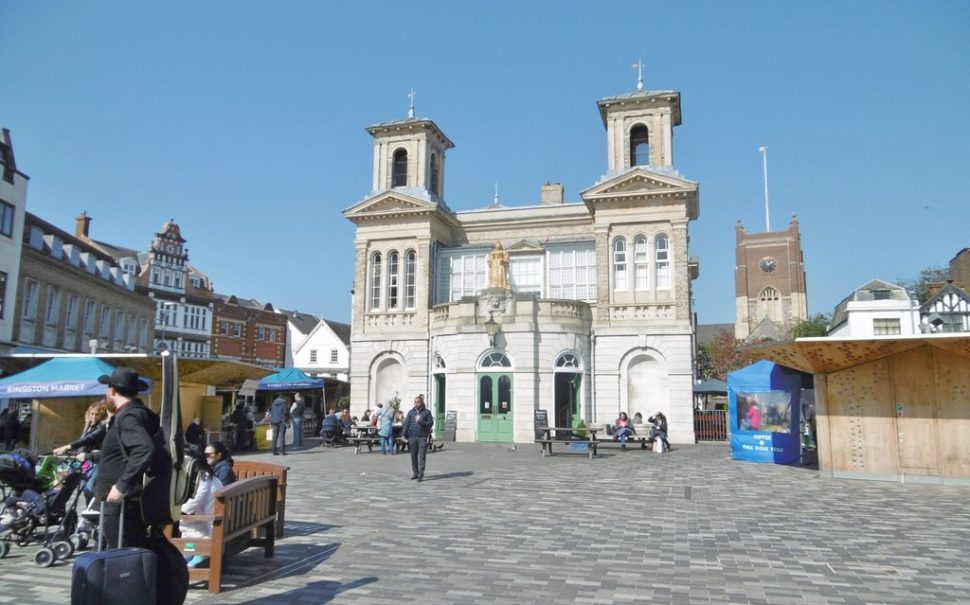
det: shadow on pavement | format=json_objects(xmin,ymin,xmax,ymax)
[
  {"xmin": 234, "ymin": 576, "xmax": 378, "ymax": 604},
  {"xmin": 206, "ymin": 542, "xmax": 342, "ymax": 597},
  {"xmin": 281, "ymin": 520, "xmax": 339, "ymax": 537},
  {"xmin": 423, "ymin": 471, "xmax": 473, "ymax": 481}
]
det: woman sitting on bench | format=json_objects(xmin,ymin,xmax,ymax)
[
  {"xmin": 647, "ymin": 412, "xmax": 670, "ymax": 451},
  {"xmin": 613, "ymin": 412, "xmax": 635, "ymax": 449},
  {"xmin": 181, "ymin": 450, "xmax": 225, "ymax": 568}
]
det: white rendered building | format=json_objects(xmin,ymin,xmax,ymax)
[
  {"xmin": 344, "ymin": 85, "xmax": 700, "ymax": 443},
  {"xmin": 827, "ymin": 279, "xmax": 920, "ymax": 337},
  {"xmin": 283, "ymin": 309, "xmax": 351, "ymax": 383}
]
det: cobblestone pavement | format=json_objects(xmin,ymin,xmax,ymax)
[{"xmin": 2, "ymin": 441, "xmax": 969, "ymax": 604}]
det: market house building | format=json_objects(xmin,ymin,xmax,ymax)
[{"xmin": 344, "ymin": 84, "xmax": 700, "ymax": 443}]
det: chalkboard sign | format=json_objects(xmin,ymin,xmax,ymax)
[
  {"xmin": 444, "ymin": 410, "xmax": 458, "ymax": 442},
  {"xmin": 534, "ymin": 409, "xmax": 549, "ymax": 439}
]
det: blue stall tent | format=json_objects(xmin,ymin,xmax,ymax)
[
  {"xmin": 258, "ymin": 367, "xmax": 324, "ymax": 391},
  {"xmin": 727, "ymin": 360, "xmax": 807, "ymax": 465},
  {"xmin": 0, "ymin": 356, "xmax": 151, "ymax": 398}
]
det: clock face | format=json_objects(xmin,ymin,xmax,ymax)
[{"xmin": 760, "ymin": 257, "xmax": 777, "ymax": 273}]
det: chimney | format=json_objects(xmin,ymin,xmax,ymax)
[
  {"xmin": 540, "ymin": 182, "xmax": 564, "ymax": 205},
  {"xmin": 75, "ymin": 211, "xmax": 91, "ymax": 239}
]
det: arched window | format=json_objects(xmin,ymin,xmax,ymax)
[
  {"xmin": 434, "ymin": 354, "xmax": 446, "ymax": 370},
  {"xmin": 370, "ymin": 253, "xmax": 382, "ymax": 310},
  {"xmin": 479, "ymin": 352, "xmax": 512, "ymax": 369},
  {"xmin": 634, "ymin": 235, "xmax": 648, "ymax": 290},
  {"xmin": 392, "ymin": 148, "xmax": 408, "ymax": 187},
  {"xmin": 387, "ymin": 251, "xmax": 400, "ymax": 309},
  {"xmin": 405, "ymin": 250, "xmax": 416, "ymax": 309},
  {"xmin": 759, "ymin": 287, "xmax": 783, "ymax": 321},
  {"xmin": 630, "ymin": 124, "xmax": 649, "ymax": 167},
  {"xmin": 655, "ymin": 235, "xmax": 670, "ymax": 289},
  {"xmin": 429, "ymin": 153, "xmax": 440, "ymax": 196},
  {"xmin": 613, "ymin": 237, "xmax": 628, "ymax": 291},
  {"xmin": 555, "ymin": 352, "xmax": 582, "ymax": 370}
]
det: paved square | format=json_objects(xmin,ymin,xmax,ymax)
[{"xmin": 2, "ymin": 442, "xmax": 968, "ymax": 604}]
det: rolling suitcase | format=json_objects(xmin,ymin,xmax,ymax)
[{"xmin": 71, "ymin": 503, "xmax": 157, "ymax": 605}]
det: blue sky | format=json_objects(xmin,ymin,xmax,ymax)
[{"xmin": 3, "ymin": 1, "xmax": 968, "ymax": 325}]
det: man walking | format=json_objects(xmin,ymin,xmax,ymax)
[
  {"xmin": 402, "ymin": 395, "xmax": 433, "ymax": 482},
  {"xmin": 290, "ymin": 393, "xmax": 305, "ymax": 450},
  {"xmin": 91, "ymin": 368, "xmax": 156, "ymax": 548},
  {"xmin": 270, "ymin": 394, "xmax": 290, "ymax": 455}
]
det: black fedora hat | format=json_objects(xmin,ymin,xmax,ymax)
[{"xmin": 98, "ymin": 367, "xmax": 149, "ymax": 392}]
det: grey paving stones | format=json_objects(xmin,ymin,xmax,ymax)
[{"xmin": 0, "ymin": 443, "xmax": 968, "ymax": 604}]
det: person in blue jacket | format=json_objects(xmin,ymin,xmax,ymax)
[
  {"xmin": 402, "ymin": 395, "xmax": 434, "ymax": 482},
  {"xmin": 269, "ymin": 395, "xmax": 290, "ymax": 456}
]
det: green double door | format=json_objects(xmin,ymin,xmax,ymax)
[{"xmin": 477, "ymin": 373, "xmax": 513, "ymax": 442}]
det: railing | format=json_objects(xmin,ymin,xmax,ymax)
[{"xmin": 694, "ymin": 409, "xmax": 728, "ymax": 442}]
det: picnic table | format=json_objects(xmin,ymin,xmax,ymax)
[
  {"xmin": 534, "ymin": 426, "xmax": 602, "ymax": 459},
  {"xmin": 349, "ymin": 424, "xmax": 380, "ymax": 453}
]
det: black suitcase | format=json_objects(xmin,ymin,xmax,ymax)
[{"xmin": 71, "ymin": 503, "xmax": 157, "ymax": 605}]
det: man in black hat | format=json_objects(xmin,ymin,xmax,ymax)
[{"xmin": 87, "ymin": 367, "xmax": 157, "ymax": 548}]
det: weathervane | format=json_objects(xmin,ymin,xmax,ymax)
[
  {"xmin": 631, "ymin": 57, "xmax": 644, "ymax": 92},
  {"xmin": 407, "ymin": 88, "xmax": 416, "ymax": 119}
]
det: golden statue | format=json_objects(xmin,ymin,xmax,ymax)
[{"xmin": 487, "ymin": 241, "xmax": 510, "ymax": 289}]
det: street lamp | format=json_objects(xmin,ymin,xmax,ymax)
[
  {"xmin": 484, "ymin": 313, "xmax": 500, "ymax": 346},
  {"xmin": 157, "ymin": 301, "xmax": 178, "ymax": 353}
]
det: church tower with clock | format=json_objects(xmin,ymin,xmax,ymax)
[{"xmin": 734, "ymin": 214, "xmax": 808, "ymax": 341}]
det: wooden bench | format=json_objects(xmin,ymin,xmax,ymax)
[
  {"xmin": 235, "ymin": 460, "xmax": 288, "ymax": 539},
  {"xmin": 534, "ymin": 438, "xmax": 598, "ymax": 459},
  {"xmin": 170, "ymin": 475, "xmax": 277, "ymax": 593},
  {"xmin": 350, "ymin": 435, "xmax": 381, "ymax": 454}
]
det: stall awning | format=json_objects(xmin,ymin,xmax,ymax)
[
  {"xmin": 693, "ymin": 378, "xmax": 728, "ymax": 395},
  {"xmin": 257, "ymin": 368, "xmax": 324, "ymax": 391},
  {"xmin": 0, "ymin": 357, "xmax": 151, "ymax": 398}
]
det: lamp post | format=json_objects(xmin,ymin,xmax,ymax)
[
  {"xmin": 157, "ymin": 301, "xmax": 177, "ymax": 353},
  {"xmin": 484, "ymin": 313, "xmax": 500, "ymax": 346}
]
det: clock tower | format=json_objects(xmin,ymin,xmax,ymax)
[{"xmin": 734, "ymin": 214, "xmax": 808, "ymax": 341}]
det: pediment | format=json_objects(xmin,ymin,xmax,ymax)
[
  {"xmin": 343, "ymin": 190, "xmax": 440, "ymax": 221},
  {"xmin": 506, "ymin": 239, "xmax": 543, "ymax": 253},
  {"xmin": 581, "ymin": 168, "xmax": 697, "ymax": 200}
]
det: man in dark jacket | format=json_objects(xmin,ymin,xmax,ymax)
[
  {"xmin": 402, "ymin": 395, "xmax": 434, "ymax": 482},
  {"xmin": 89, "ymin": 368, "xmax": 156, "ymax": 549},
  {"xmin": 269, "ymin": 395, "xmax": 290, "ymax": 456},
  {"xmin": 319, "ymin": 409, "xmax": 342, "ymax": 446}
]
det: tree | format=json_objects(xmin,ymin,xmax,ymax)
[
  {"xmin": 707, "ymin": 329, "xmax": 750, "ymax": 381},
  {"xmin": 897, "ymin": 265, "xmax": 949, "ymax": 304},
  {"xmin": 789, "ymin": 313, "xmax": 831, "ymax": 338},
  {"xmin": 695, "ymin": 345, "xmax": 717, "ymax": 381}
]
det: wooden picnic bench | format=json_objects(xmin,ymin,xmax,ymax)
[
  {"xmin": 534, "ymin": 427, "xmax": 601, "ymax": 459},
  {"xmin": 234, "ymin": 460, "xmax": 288, "ymax": 538},
  {"xmin": 169, "ymin": 475, "xmax": 278, "ymax": 593}
]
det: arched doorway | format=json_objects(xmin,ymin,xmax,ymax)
[
  {"xmin": 477, "ymin": 351, "xmax": 513, "ymax": 442},
  {"xmin": 432, "ymin": 354, "xmax": 446, "ymax": 440},
  {"xmin": 625, "ymin": 353, "xmax": 667, "ymax": 419},
  {"xmin": 554, "ymin": 352, "xmax": 583, "ymax": 428},
  {"xmin": 373, "ymin": 355, "xmax": 405, "ymax": 407}
]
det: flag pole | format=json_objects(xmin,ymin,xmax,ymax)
[{"xmin": 759, "ymin": 145, "xmax": 770, "ymax": 231}]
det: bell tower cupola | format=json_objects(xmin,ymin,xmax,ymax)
[
  {"xmin": 366, "ymin": 91, "xmax": 455, "ymax": 204},
  {"xmin": 596, "ymin": 72, "xmax": 681, "ymax": 173}
]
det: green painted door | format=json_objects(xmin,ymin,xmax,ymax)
[
  {"xmin": 434, "ymin": 374, "xmax": 446, "ymax": 439},
  {"xmin": 477, "ymin": 373, "xmax": 513, "ymax": 442}
]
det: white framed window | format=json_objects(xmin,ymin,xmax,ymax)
[
  {"xmin": 22, "ymin": 278, "xmax": 39, "ymax": 320},
  {"xmin": 44, "ymin": 287, "xmax": 61, "ymax": 326},
  {"xmin": 330, "ymin": 349, "xmax": 339, "ymax": 363},
  {"xmin": 114, "ymin": 311, "xmax": 126, "ymax": 345},
  {"xmin": 436, "ymin": 252, "xmax": 487, "ymax": 303},
  {"xmin": 655, "ymin": 234, "xmax": 670, "ymax": 289},
  {"xmin": 65, "ymin": 294, "xmax": 79, "ymax": 331},
  {"xmin": 405, "ymin": 251, "xmax": 416, "ymax": 309},
  {"xmin": 370, "ymin": 253, "xmax": 382, "ymax": 310},
  {"xmin": 232, "ymin": 322, "xmax": 241, "ymax": 338},
  {"xmin": 873, "ymin": 318, "xmax": 901, "ymax": 335},
  {"xmin": 128, "ymin": 316, "xmax": 137, "ymax": 345},
  {"xmin": 309, "ymin": 349, "xmax": 317, "ymax": 364},
  {"xmin": 99, "ymin": 307, "xmax": 111, "ymax": 339},
  {"xmin": 634, "ymin": 236, "xmax": 648, "ymax": 290},
  {"xmin": 547, "ymin": 246, "xmax": 596, "ymax": 302},
  {"xmin": 613, "ymin": 237, "xmax": 627, "ymax": 291},
  {"xmin": 388, "ymin": 251, "xmax": 400, "ymax": 309},
  {"xmin": 510, "ymin": 256, "xmax": 542, "ymax": 296},
  {"xmin": 138, "ymin": 318, "xmax": 148, "ymax": 349},
  {"xmin": 83, "ymin": 299, "xmax": 96, "ymax": 334}
]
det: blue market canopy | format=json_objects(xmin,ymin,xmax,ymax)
[
  {"xmin": 257, "ymin": 368, "xmax": 324, "ymax": 391},
  {"xmin": 0, "ymin": 357, "xmax": 151, "ymax": 398}
]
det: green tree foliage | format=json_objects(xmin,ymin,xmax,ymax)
[
  {"xmin": 897, "ymin": 265, "xmax": 949, "ymax": 304},
  {"xmin": 707, "ymin": 329, "xmax": 750, "ymax": 381},
  {"xmin": 695, "ymin": 345, "xmax": 717, "ymax": 381},
  {"xmin": 789, "ymin": 313, "xmax": 831, "ymax": 338}
]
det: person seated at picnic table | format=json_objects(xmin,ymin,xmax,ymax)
[
  {"xmin": 319, "ymin": 409, "xmax": 345, "ymax": 445},
  {"xmin": 361, "ymin": 409, "xmax": 371, "ymax": 424},
  {"xmin": 340, "ymin": 409, "xmax": 354, "ymax": 437},
  {"xmin": 632, "ymin": 411, "xmax": 643, "ymax": 425},
  {"xmin": 613, "ymin": 412, "xmax": 636, "ymax": 449},
  {"xmin": 647, "ymin": 412, "xmax": 670, "ymax": 451},
  {"xmin": 180, "ymin": 449, "xmax": 225, "ymax": 568}
]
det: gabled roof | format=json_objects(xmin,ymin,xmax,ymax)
[
  {"xmin": 921, "ymin": 282, "xmax": 970, "ymax": 311},
  {"xmin": 279, "ymin": 309, "xmax": 321, "ymax": 336},
  {"xmin": 342, "ymin": 189, "xmax": 459, "ymax": 228},
  {"xmin": 581, "ymin": 166, "xmax": 699, "ymax": 218},
  {"xmin": 323, "ymin": 320, "xmax": 351, "ymax": 346}
]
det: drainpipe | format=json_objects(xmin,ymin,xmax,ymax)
[{"xmin": 589, "ymin": 328, "xmax": 596, "ymax": 424}]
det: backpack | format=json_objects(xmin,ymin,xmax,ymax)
[{"xmin": 172, "ymin": 454, "xmax": 201, "ymax": 506}]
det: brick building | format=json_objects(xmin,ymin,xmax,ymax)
[{"xmin": 212, "ymin": 295, "xmax": 287, "ymax": 368}]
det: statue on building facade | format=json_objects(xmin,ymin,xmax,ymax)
[{"xmin": 487, "ymin": 241, "xmax": 510, "ymax": 289}]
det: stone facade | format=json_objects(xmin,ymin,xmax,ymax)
[
  {"xmin": 344, "ymin": 87, "xmax": 700, "ymax": 443},
  {"xmin": 0, "ymin": 128, "xmax": 27, "ymax": 353}
]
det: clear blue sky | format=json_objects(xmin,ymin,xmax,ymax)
[{"xmin": 4, "ymin": 1, "xmax": 968, "ymax": 325}]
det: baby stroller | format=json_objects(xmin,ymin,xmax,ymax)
[{"xmin": 0, "ymin": 451, "xmax": 90, "ymax": 566}]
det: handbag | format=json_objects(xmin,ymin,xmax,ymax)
[{"xmin": 653, "ymin": 438, "xmax": 664, "ymax": 453}]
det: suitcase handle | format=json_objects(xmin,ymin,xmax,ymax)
[{"xmin": 97, "ymin": 500, "xmax": 126, "ymax": 552}]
